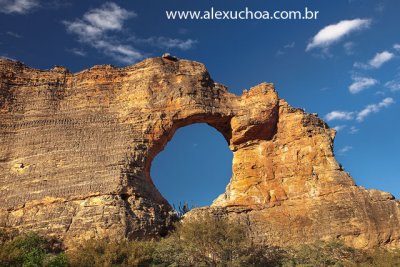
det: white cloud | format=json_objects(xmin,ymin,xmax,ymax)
[
  {"xmin": 306, "ymin": 18, "xmax": 371, "ymax": 51},
  {"xmin": 284, "ymin": 42, "xmax": 295, "ymax": 49},
  {"xmin": 6, "ymin": 31, "xmax": 22, "ymax": 38},
  {"xmin": 368, "ymin": 51, "xmax": 394, "ymax": 68},
  {"xmin": 158, "ymin": 37, "xmax": 196, "ymax": 50},
  {"xmin": 84, "ymin": 3, "xmax": 136, "ymax": 32},
  {"xmin": 65, "ymin": 2, "xmax": 196, "ymax": 64},
  {"xmin": 64, "ymin": 2, "xmax": 143, "ymax": 64},
  {"xmin": 352, "ymin": 62, "xmax": 365, "ymax": 68},
  {"xmin": 337, "ymin": 146, "xmax": 352, "ymax": 155},
  {"xmin": 385, "ymin": 80, "xmax": 400, "ymax": 92},
  {"xmin": 354, "ymin": 51, "xmax": 395, "ymax": 69},
  {"xmin": 64, "ymin": 2, "xmax": 136, "ymax": 39},
  {"xmin": 349, "ymin": 126, "xmax": 359, "ymax": 134},
  {"xmin": 325, "ymin": 111, "xmax": 354, "ymax": 122},
  {"xmin": 333, "ymin": 125, "xmax": 346, "ymax": 132},
  {"xmin": 326, "ymin": 98, "xmax": 395, "ymax": 124},
  {"xmin": 394, "ymin": 44, "xmax": 400, "ymax": 51},
  {"xmin": 0, "ymin": 0, "xmax": 39, "ymax": 14},
  {"xmin": 276, "ymin": 42, "xmax": 295, "ymax": 56},
  {"xmin": 94, "ymin": 40, "xmax": 143, "ymax": 64},
  {"xmin": 349, "ymin": 76, "xmax": 378, "ymax": 94},
  {"xmin": 134, "ymin": 37, "xmax": 197, "ymax": 50},
  {"xmin": 356, "ymin": 97, "xmax": 395, "ymax": 122},
  {"xmin": 68, "ymin": 48, "xmax": 86, "ymax": 57}
]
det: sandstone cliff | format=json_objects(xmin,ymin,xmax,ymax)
[{"xmin": 0, "ymin": 57, "xmax": 399, "ymax": 249}]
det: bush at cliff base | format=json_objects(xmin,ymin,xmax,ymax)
[{"xmin": 2, "ymin": 219, "xmax": 400, "ymax": 266}]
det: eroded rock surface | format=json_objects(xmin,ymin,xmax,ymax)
[{"xmin": 0, "ymin": 57, "xmax": 399, "ymax": 248}]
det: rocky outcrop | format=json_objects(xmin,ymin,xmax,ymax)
[{"xmin": 0, "ymin": 57, "xmax": 399, "ymax": 249}]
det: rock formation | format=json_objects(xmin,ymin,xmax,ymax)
[{"xmin": 0, "ymin": 57, "xmax": 399, "ymax": 249}]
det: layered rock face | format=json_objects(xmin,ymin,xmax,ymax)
[{"xmin": 0, "ymin": 57, "xmax": 399, "ymax": 249}]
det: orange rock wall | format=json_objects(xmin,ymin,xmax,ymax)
[{"xmin": 0, "ymin": 57, "xmax": 399, "ymax": 248}]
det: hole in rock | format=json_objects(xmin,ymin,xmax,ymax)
[
  {"xmin": 151, "ymin": 123, "xmax": 233, "ymax": 210},
  {"xmin": 120, "ymin": 193, "xmax": 130, "ymax": 201}
]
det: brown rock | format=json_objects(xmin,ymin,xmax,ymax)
[{"xmin": 0, "ymin": 57, "xmax": 399, "ymax": 249}]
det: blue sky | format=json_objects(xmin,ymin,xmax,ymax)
[{"xmin": 1, "ymin": 0, "xmax": 399, "ymax": 207}]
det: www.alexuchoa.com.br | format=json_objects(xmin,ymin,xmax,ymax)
[{"xmin": 166, "ymin": 7, "xmax": 319, "ymax": 20}]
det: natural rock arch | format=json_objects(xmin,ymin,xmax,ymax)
[
  {"xmin": 149, "ymin": 122, "xmax": 233, "ymax": 208},
  {"xmin": 143, "ymin": 113, "xmax": 233, "ymax": 202},
  {"xmin": 0, "ymin": 57, "xmax": 399, "ymax": 249}
]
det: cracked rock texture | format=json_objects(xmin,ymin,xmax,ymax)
[{"xmin": 0, "ymin": 57, "xmax": 399, "ymax": 248}]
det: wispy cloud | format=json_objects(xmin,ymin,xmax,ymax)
[
  {"xmin": 68, "ymin": 48, "xmax": 86, "ymax": 57},
  {"xmin": 284, "ymin": 42, "xmax": 295, "ymax": 49},
  {"xmin": 133, "ymin": 36, "xmax": 197, "ymax": 50},
  {"xmin": 331, "ymin": 125, "xmax": 359, "ymax": 134},
  {"xmin": 343, "ymin": 42, "xmax": 355, "ymax": 55},
  {"xmin": 306, "ymin": 18, "xmax": 371, "ymax": 51},
  {"xmin": 6, "ymin": 31, "xmax": 22, "ymax": 38},
  {"xmin": 64, "ymin": 2, "xmax": 196, "ymax": 64},
  {"xmin": 349, "ymin": 76, "xmax": 378, "ymax": 94},
  {"xmin": 0, "ymin": 0, "xmax": 39, "ymax": 14},
  {"xmin": 160, "ymin": 37, "xmax": 196, "ymax": 50},
  {"xmin": 354, "ymin": 51, "xmax": 395, "ymax": 69},
  {"xmin": 0, "ymin": 54, "xmax": 17, "ymax": 61},
  {"xmin": 64, "ymin": 2, "xmax": 143, "ymax": 64},
  {"xmin": 337, "ymin": 146, "xmax": 352, "ymax": 155},
  {"xmin": 394, "ymin": 44, "xmax": 400, "ymax": 51},
  {"xmin": 325, "ymin": 111, "xmax": 354, "ymax": 122},
  {"xmin": 276, "ymin": 42, "xmax": 295, "ymax": 56},
  {"xmin": 385, "ymin": 79, "xmax": 400, "ymax": 92},
  {"xmin": 325, "ymin": 98, "xmax": 395, "ymax": 123},
  {"xmin": 349, "ymin": 126, "xmax": 359, "ymax": 134},
  {"xmin": 356, "ymin": 97, "xmax": 395, "ymax": 122},
  {"xmin": 333, "ymin": 125, "xmax": 346, "ymax": 132}
]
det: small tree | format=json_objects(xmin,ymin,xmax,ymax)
[
  {"xmin": 153, "ymin": 215, "xmax": 276, "ymax": 266},
  {"xmin": 173, "ymin": 201, "xmax": 192, "ymax": 219}
]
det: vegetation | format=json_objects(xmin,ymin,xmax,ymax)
[
  {"xmin": 67, "ymin": 239, "xmax": 155, "ymax": 267},
  {"xmin": 0, "ymin": 230, "xmax": 67, "ymax": 267},
  {"xmin": 1, "ymin": 219, "xmax": 400, "ymax": 267},
  {"xmin": 151, "ymin": 215, "xmax": 280, "ymax": 266},
  {"xmin": 173, "ymin": 201, "xmax": 192, "ymax": 219},
  {"xmin": 278, "ymin": 241, "xmax": 400, "ymax": 267}
]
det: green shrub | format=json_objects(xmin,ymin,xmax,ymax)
[
  {"xmin": 280, "ymin": 240, "xmax": 400, "ymax": 267},
  {"xmin": 0, "ymin": 232, "xmax": 67, "ymax": 267},
  {"xmin": 153, "ymin": 215, "xmax": 278, "ymax": 266},
  {"xmin": 3, "ymin": 226, "xmax": 400, "ymax": 267},
  {"xmin": 359, "ymin": 248, "xmax": 400, "ymax": 267},
  {"xmin": 43, "ymin": 253, "xmax": 68, "ymax": 267},
  {"xmin": 67, "ymin": 238, "xmax": 156, "ymax": 267},
  {"xmin": 281, "ymin": 241, "xmax": 355, "ymax": 267}
]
